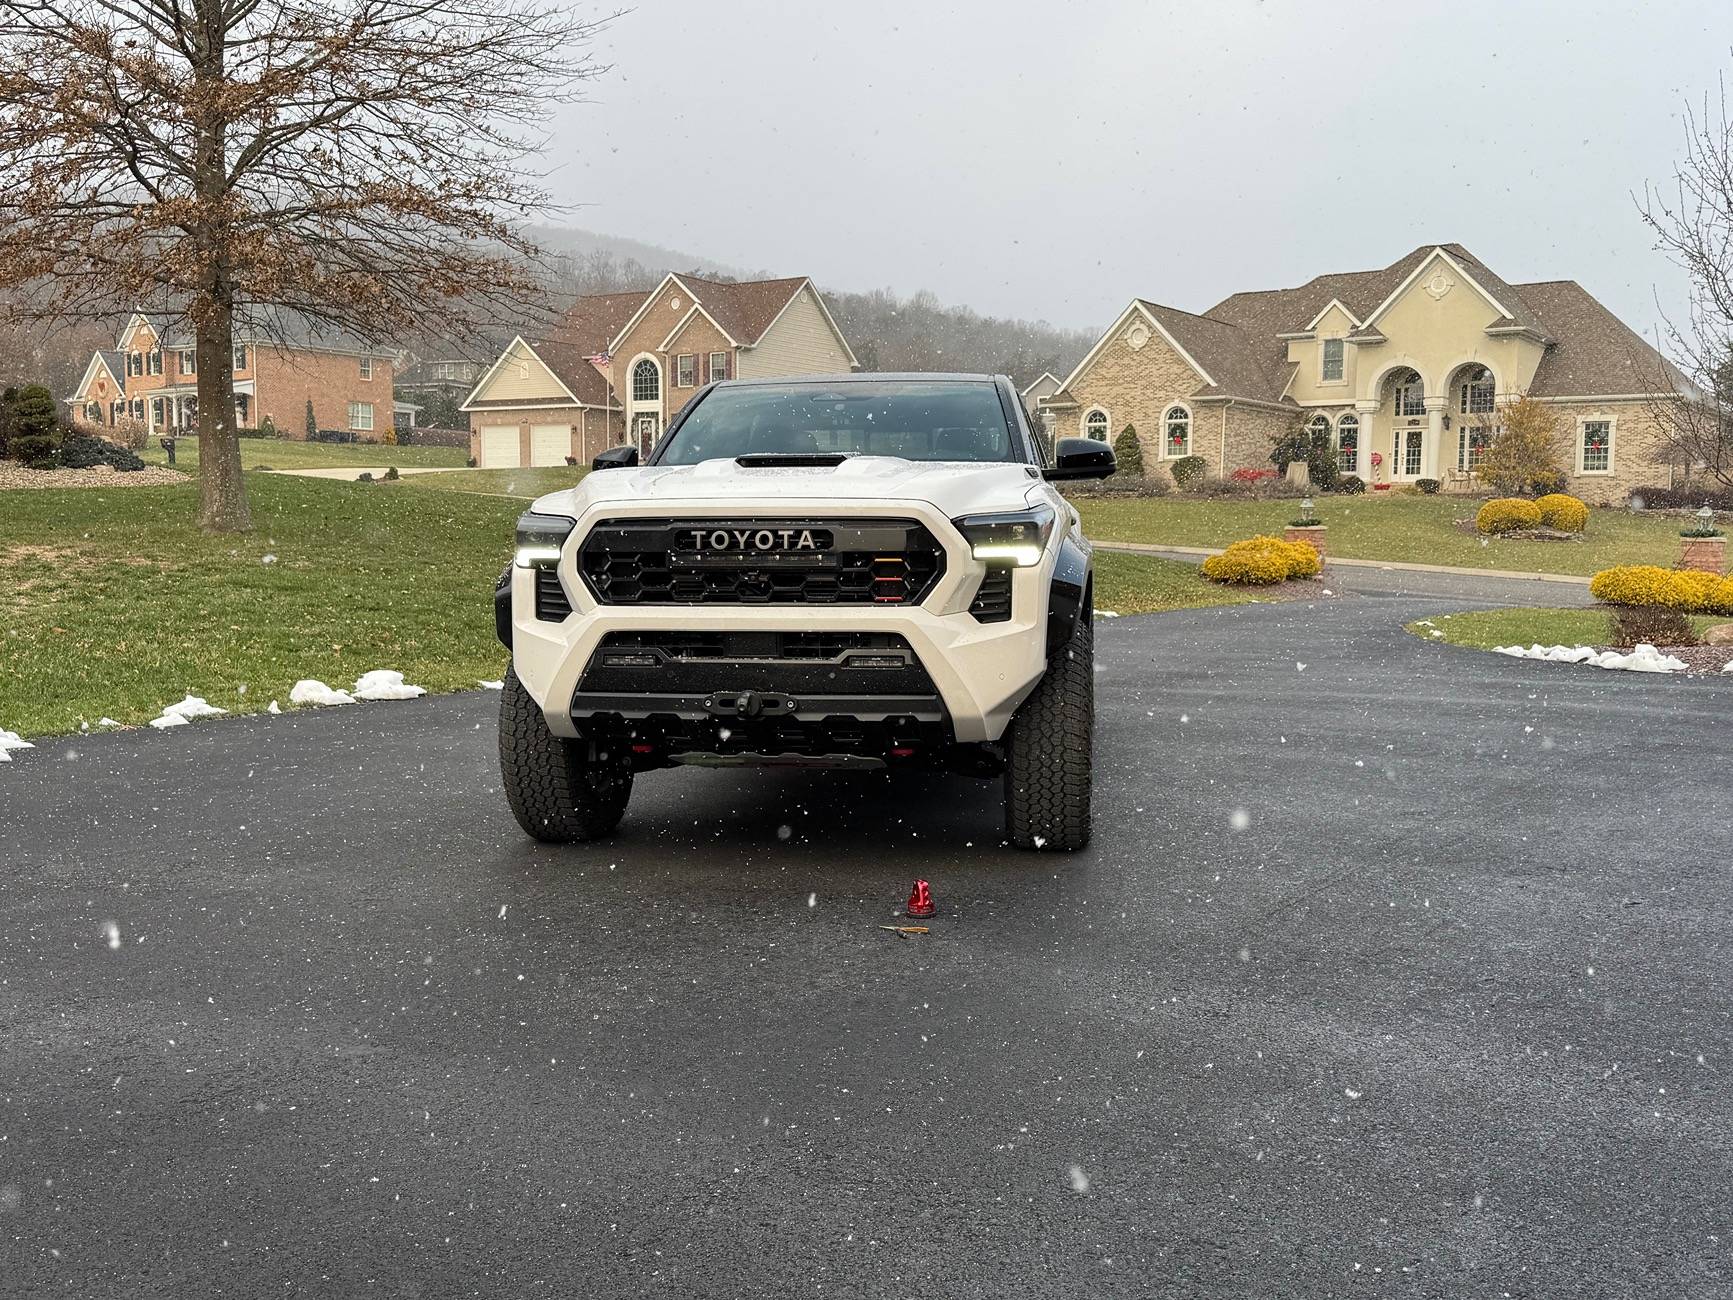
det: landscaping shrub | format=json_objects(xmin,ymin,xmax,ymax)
[
  {"xmin": 1335, "ymin": 474, "xmax": 1365, "ymax": 495},
  {"xmin": 312, "ymin": 428, "xmax": 358, "ymax": 443},
  {"xmin": 1112, "ymin": 424, "xmax": 1145, "ymax": 477},
  {"xmin": 12, "ymin": 433, "xmax": 58, "ymax": 469},
  {"xmin": 109, "ymin": 417, "xmax": 149, "ymax": 451},
  {"xmin": 1200, "ymin": 535, "xmax": 1323, "ymax": 585},
  {"xmin": 356, "ymin": 470, "xmax": 374, "ymax": 482},
  {"xmin": 1480, "ymin": 395, "xmax": 1565, "ymax": 496},
  {"xmin": 10, "ymin": 384, "xmax": 59, "ymax": 441},
  {"xmin": 1589, "ymin": 565, "xmax": 1733, "ymax": 614},
  {"xmin": 1416, "ymin": 478, "xmax": 1440, "ymax": 495},
  {"xmin": 1271, "ymin": 416, "xmax": 1340, "ymax": 491},
  {"xmin": 384, "ymin": 466, "xmax": 400, "ymax": 481},
  {"xmin": 304, "ymin": 399, "xmax": 317, "ymax": 440},
  {"xmin": 1610, "ymin": 605, "xmax": 1696, "ymax": 647},
  {"xmin": 1170, "ymin": 454, "xmax": 1207, "ymax": 489},
  {"xmin": 1535, "ymin": 492, "xmax": 1589, "ymax": 533},
  {"xmin": 1631, "ymin": 484, "xmax": 1733, "ymax": 511},
  {"xmin": 1476, "ymin": 497, "xmax": 1543, "ymax": 534},
  {"xmin": 258, "ymin": 414, "xmax": 278, "ymax": 439},
  {"xmin": 56, "ymin": 431, "xmax": 146, "ymax": 471},
  {"xmin": 1229, "ymin": 467, "xmax": 1278, "ymax": 484}
]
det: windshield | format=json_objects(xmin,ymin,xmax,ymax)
[{"xmin": 653, "ymin": 381, "xmax": 1017, "ymax": 465}]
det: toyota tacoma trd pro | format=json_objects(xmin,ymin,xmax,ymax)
[{"xmin": 493, "ymin": 373, "xmax": 1116, "ymax": 850}]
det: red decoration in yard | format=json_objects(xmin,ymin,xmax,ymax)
[{"xmin": 905, "ymin": 879, "xmax": 936, "ymax": 919}]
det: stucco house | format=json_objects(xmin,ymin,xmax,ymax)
[
  {"xmin": 459, "ymin": 273, "xmax": 857, "ymax": 469},
  {"xmin": 67, "ymin": 312, "xmax": 397, "ymax": 439},
  {"xmin": 1040, "ymin": 244, "xmax": 1688, "ymax": 503}
]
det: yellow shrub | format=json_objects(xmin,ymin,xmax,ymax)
[
  {"xmin": 1476, "ymin": 497, "xmax": 1542, "ymax": 534},
  {"xmin": 1201, "ymin": 535, "xmax": 1322, "ymax": 585},
  {"xmin": 1534, "ymin": 492, "xmax": 1588, "ymax": 533},
  {"xmin": 1589, "ymin": 565, "xmax": 1733, "ymax": 613}
]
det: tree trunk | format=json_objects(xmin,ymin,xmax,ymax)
[{"xmin": 191, "ymin": 0, "xmax": 249, "ymax": 533}]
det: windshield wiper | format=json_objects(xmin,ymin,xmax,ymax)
[{"xmin": 733, "ymin": 453, "xmax": 852, "ymax": 467}]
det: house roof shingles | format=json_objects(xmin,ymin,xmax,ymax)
[{"xmin": 1101, "ymin": 243, "xmax": 1664, "ymax": 406}]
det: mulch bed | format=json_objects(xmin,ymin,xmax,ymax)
[
  {"xmin": 1449, "ymin": 518, "xmax": 1582, "ymax": 542},
  {"xmin": 0, "ymin": 463, "xmax": 186, "ymax": 490}
]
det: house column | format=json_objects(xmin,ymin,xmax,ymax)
[
  {"xmin": 1424, "ymin": 397, "xmax": 1448, "ymax": 479},
  {"xmin": 1354, "ymin": 399, "xmax": 1379, "ymax": 479}
]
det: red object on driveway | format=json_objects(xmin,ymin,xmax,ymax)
[{"xmin": 905, "ymin": 879, "xmax": 936, "ymax": 919}]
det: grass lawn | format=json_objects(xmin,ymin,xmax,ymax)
[
  {"xmin": 1408, "ymin": 607, "xmax": 1723, "ymax": 650},
  {"xmin": 1, "ymin": 474, "xmax": 515, "ymax": 738},
  {"xmin": 1, "ymin": 475, "xmax": 1253, "ymax": 739},
  {"xmin": 138, "ymin": 435, "xmax": 468, "ymax": 472},
  {"xmin": 1093, "ymin": 551, "xmax": 1256, "ymax": 616},
  {"xmin": 397, "ymin": 466, "xmax": 588, "ymax": 499},
  {"xmin": 1074, "ymin": 494, "xmax": 1688, "ymax": 578}
]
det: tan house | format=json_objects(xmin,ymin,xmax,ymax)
[
  {"xmin": 68, "ymin": 312, "xmax": 397, "ymax": 439},
  {"xmin": 1042, "ymin": 244, "xmax": 1687, "ymax": 503},
  {"xmin": 460, "ymin": 273, "xmax": 857, "ymax": 469}
]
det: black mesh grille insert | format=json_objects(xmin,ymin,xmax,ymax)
[
  {"xmin": 969, "ymin": 563, "xmax": 1014, "ymax": 623},
  {"xmin": 579, "ymin": 518, "xmax": 945, "ymax": 606},
  {"xmin": 535, "ymin": 568, "xmax": 573, "ymax": 622}
]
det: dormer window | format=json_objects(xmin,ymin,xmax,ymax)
[{"xmin": 1321, "ymin": 338, "xmax": 1344, "ymax": 382}]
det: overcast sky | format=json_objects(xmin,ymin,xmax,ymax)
[{"xmin": 543, "ymin": 0, "xmax": 1730, "ymax": 339}]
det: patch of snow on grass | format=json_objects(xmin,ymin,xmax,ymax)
[
  {"xmin": 478, "ymin": 679, "xmax": 504, "ymax": 690},
  {"xmin": 97, "ymin": 717, "xmax": 121, "ymax": 728},
  {"xmin": 162, "ymin": 695, "xmax": 228, "ymax": 720},
  {"xmin": 352, "ymin": 669, "xmax": 426, "ymax": 701},
  {"xmin": 289, "ymin": 679, "xmax": 356, "ymax": 707},
  {"xmin": 1493, "ymin": 642, "xmax": 1688, "ymax": 673},
  {"xmin": 148, "ymin": 713, "xmax": 189, "ymax": 729}
]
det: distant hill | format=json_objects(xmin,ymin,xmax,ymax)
[{"xmin": 525, "ymin": 225, "xmax": 1098, "ymax": 389}]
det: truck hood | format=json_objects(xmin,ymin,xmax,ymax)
[{"xmin": 534, "ymin": 457, "xmax": 1044, "ymax": 521}]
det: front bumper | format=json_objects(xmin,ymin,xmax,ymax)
[{"xmin": 508, "ymin": 497, "xmax": 1055, "ymax": 744}]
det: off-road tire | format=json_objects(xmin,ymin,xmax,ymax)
[
  {"xmin": 1003, "ymin": 595, "xmax": 1093, "ymax": 851},
  {"xmin": 498, "ymin": 667, "xmax": 632, "ymax": 843}
]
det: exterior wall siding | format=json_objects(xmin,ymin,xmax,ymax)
[
  {"xmin": 254, "ymin": 349, "xmax": 395, "ymax": 439},
  {"xmin": 736, "ymin": 289, "xmax": 853, "ymax": 378},
  {"xmin": 1051, "ymin": 323, "xmax": 1214, "ymax": 484},
  {"xmin": 472, "ymin": 340, "xmax": 571, "ymax": 404}
]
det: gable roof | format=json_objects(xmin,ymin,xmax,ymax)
[
  {"xmin": 529, "ymin": 289, "xmax": 648, "ymax": 406},
  {"xmin": 69, "ymin": 350, "xmax": 125, "ymax": 402},
  {"xmin": 1065, "ymin": 243, "xmax": 1672, "ymax": 407},
  {"xmin": 1020, "ymin": 371, "xmax": 1060, "ymax": 397}
]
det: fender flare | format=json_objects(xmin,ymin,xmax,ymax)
[
  {"xmin": 1045, "ymin": 537, "xmax": 1092, "ymax": 657},
  {"xmin": 494, "ymin": 565, "xmax": 513, "ymax": 649}
]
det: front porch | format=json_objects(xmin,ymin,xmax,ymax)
[{"xmin": 1323, "ymin": 363, "xmax": 1498, "ymax": 490}]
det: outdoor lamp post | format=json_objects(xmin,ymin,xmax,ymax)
[
  {"xmin": 1680, "ymin": 503, "xmax": 1726, "ymax": 573},
  {"xmin": 1699, "ymin": 504, "xmax": 1716, "ymax": 528}
]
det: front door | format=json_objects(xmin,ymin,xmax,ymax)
[
  {"xmin": 633, "ymin": 413, "xmax": 658, "ymax": 456},
  {"xmin": 1391, "ymin": 425, "xmax": 1424, "ymax": 480}
]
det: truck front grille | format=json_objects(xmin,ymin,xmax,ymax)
[{"xmin": 578, "ymin": 518, "xmax": 945, "ymax": 606}]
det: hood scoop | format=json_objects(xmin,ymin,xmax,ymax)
[{"xmin": 733, "ymin": 452, "xmax": 850, "ymax": 468}]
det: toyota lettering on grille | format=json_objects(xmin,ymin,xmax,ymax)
[{"xmin": 685, "ymin": 527, "xmax": 831, "ymax": 554}]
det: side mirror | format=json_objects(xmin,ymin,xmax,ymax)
[
  {"xmin": 592, "ymin": 445, "xmax": 639, "ymax": 471},
  {"xmin": 1044, "ymin": 437, "xmax": 1116, "ymax": 481}
]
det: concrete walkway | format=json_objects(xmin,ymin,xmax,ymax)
[
  {"xmin": 1099, "ymin": 540, "xmax": 1599, "ymax": 607},
  {"xmin": 265, "ymin": 465, "xmax": 468, "ymax": 480}
]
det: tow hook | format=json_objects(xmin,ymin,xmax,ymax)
[{"xmin": 703, "ymin": 691, "xmax": 797, "ymax": 719}]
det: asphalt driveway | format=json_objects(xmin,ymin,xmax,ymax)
[{"xmin": 3, "ymin": 589, "xmax": 1730, "ymax": 1298}]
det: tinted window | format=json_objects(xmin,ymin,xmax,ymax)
[{"xmin": 655, "ymin": 381, "xmax": 1016, "ymax": 465}]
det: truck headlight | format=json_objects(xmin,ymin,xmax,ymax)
[
  {"xmin": 514, "ymin": 511, "xmax": 576, "ymax": 569},
  {"xmin": 953, "ymin": 503, "xmax": 1056, "ymax": 567}
]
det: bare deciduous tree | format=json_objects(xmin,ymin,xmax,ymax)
[
  {"xmin": 0, "ymin": 0, "xmax": 611, "ymax": 530},
  {"xmin": 1638, "ymin": 73, "xmax": 1733, "ymax": 490}
]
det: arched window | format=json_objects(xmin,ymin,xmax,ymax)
[
  {"xmin": 1307, "ymin": 413, "xmax": 1331, "ymax": 441},
  {"xmin": 1458, "ymin": 365, "xmax": 1495, "ymax": 414},
  {"xmin": 1335, "ymin": 413, "xmax": 1359, "ymax": 474},
  {"xmin": 1393, "ymin": 368, "xmax": 1425, "ymax": 417},
  {"xmin": 1163, "ymin": 404, "xmax": 1190, "ymax": 457},
  {"xmin": 1083, "ymin": 408, "xmax": 1109, "ymax": 442},
  {"xmin": 631, "ymin": 358, "xmax": 659, "ymax": 404}
]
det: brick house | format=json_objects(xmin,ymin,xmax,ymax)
[
  {"xmin": 1042, "ymin": 244, "xmax": 1690, "ymax": 503},
  {"xmin": 459, "ymin": 273, "xmax": 857, "ymax": 468},
  {"xmin": 67, "ymin": 312, "xmax": 397, "ymax": 440}
]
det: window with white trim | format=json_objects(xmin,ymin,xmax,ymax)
[
  {"xmin": 1393, "ymin": 369, "xmax": 1424, "ymax": 417},
  {"xmin": 1458, "ymin": 426, "xmax": 1493, "ymax": 471},
  {"xmin": 1335, "ymin": 413, "xmax": 1359, "ymax": 473},
  {"xmin": 707, "ymin": 351, "xmax": 727, "ymax": 384},
  {"xmin": 1164, "ymin": 404, "xmax": 1191, "ymax": 457},
  {"xmin": 126, "ymin": 351, "xmax": 142, "ymax": 377},
  {"xmin": 1580, "ymin": 419, "xmax": 1612, "ymax": 473},
  {"xmin": 359, "ymin": 356, "xmax": 373, "ymax": 380},
  {"xmin": 233, "ymin": 344, "xmax": 248, "ymax": 371},
  {"xmin": 180, "ymin": 349, "xmax": 196, "ymax": 375},
  {"xmin": 676, "ymin": 354, "xmax": 696, "ymax": 387},
  {"xmin": 1458, "ymin": 365, "xmax": 1494, "ymax": 414},
  {"xmin": 348, "ymin": 400, "xmax": 374, "ymax": 431},
  {"xmin": 1321, "ymin": 338, "xmax": 1344, "ymax": 382},
  {"xmin": 147, "ymin": 349, "xmax": 163, "ymax": 376},
  {"xmin": 1083, "ymin": 408, "xmax": 1109, "ymax": 442},
  {"xmin": 632, "ymin": 358, "xmax": 660, "ymax": 402}
]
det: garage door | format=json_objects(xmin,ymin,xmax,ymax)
[
  {"xmin": 478, "ymin": 426, "xmax": 519, "ymax": 469},
  {"xmin": 529, "ymin": 424, "xmax": 571, "ymax": 467}
]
